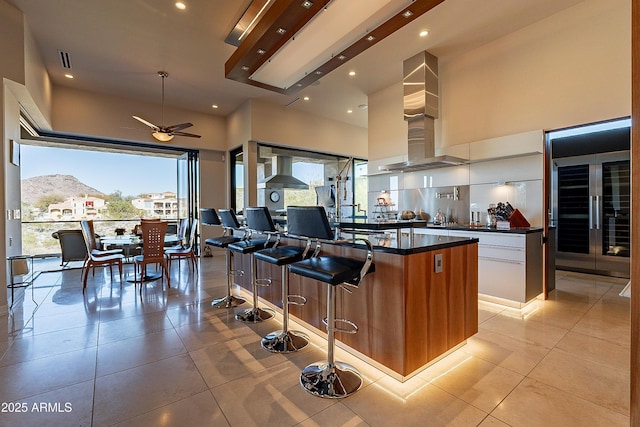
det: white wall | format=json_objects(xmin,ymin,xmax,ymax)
[
  {"xmin": 439, "ymin": 0, "xmax": 630, "ymax": 146},
  {"xmin": 250, "ymin": 99, "xmax": 368, "ymax": 158},
  {"xmin": 368, "ymin": 0, "xmax": 631, "ymax": 162},
  {"xmin": 23, "ymin": 20, "xmax": 51, "ymax": 128},
  {"xmin": 1, "ymin": 0, "xmax": 28, "ymax": 313},
  {"xmin": 52, "ymin": 86, "xmax": 227, "ymax": 151},
  {"xmin": 368, "ymin": 83, "xmax": 407, "ymax": 162},
  {"xmin": 198, "ymin": 149, "xmax": 226, "ymax": 251}
]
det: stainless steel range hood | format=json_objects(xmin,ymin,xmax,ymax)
[
  {"xmin": 379, "ymin": 51, "xmax": 467, "ymax": 172},
  {"xmin": 260, "ymin": 156, "xmax": 309, "ymax": 189}
]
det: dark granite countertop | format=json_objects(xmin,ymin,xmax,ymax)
[{"xmin": 338, "ymin": 232, "xmax": 479, "ymax": 255}]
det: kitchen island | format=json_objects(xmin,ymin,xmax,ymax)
[
  {"xmin": 232, "ymin": 229, "xmax": 479, "ymax": 380},
  {"xmin": 415, "ymin": 225, "xmax": 544, "ymax": 307}
]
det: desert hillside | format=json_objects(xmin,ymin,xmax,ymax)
[{"xmin": 21, "ymin": 174, "xmax": 104, "ymax": 204}]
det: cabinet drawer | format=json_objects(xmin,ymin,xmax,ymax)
[
  {"xmin": 478, "ymin": 258, "xmax": 526, "ymax": 302},
  {"xmin": 478, "ymin": 245, "xmax": 525, "ymax": 263},
  {"xmin": 449, "ymin": 231, "xmax": 525, "ymax": 249}
]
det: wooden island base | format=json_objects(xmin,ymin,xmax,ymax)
[{"xmin": 233, "ymin": 239, "xmax": 478, "ymax": 380}]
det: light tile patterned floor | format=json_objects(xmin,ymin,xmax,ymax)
[{"xmin": 0, "ymin": 255, "xmax": 630, "ymax": 426}]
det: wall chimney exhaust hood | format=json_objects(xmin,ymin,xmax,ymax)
[
  {"xmin": 379, "ymin": 51, "xmax": 467, "ymax": 172},
  {"xmin": 260, "ymin": 156, "xmax": 309, "ymax": 189}
]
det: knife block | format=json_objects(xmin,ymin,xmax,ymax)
[{"xmin": 509, "ymin": 209, "xmax": 530, "ymax": 228}]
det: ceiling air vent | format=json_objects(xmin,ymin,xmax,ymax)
[{"xmin": 58, "ymin": 50, "xmax": 72, "ymax": 69}]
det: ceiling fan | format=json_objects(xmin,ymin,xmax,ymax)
[{"xmin": 132, "ymin": 71, "xmax": 201, "ymax": 142}]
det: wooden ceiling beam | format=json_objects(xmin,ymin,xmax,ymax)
[{"xmin": 224, "ymin": 0, "xmax": 445, "ymax": 95}]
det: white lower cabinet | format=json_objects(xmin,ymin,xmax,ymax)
[{"xmin": 448, "ymin": 230, "xmax": 543, "ymax": 306}]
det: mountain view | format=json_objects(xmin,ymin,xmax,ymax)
[{"xmin": 21, "ymin": 174, "xmax": 104, "ymax": 204}]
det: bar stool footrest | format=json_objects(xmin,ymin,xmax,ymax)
[
  {"xmin": 322, "ymin": 317, "xmax": 358, "ymax": 334},
  {"xmin": 235, "ymin": 307, "xmax": 274, "ymax": 323},
  {"xmin": 287, "ymin": 294, "xmax": 307, "ymax": 306},
  {"xmin": 261, "ymin": 330, "xmax": 309, "ymax": 353},
  {"xmin": 211, "ymin": 295, "xmax": 246, "ymax": 308},
  {"xmin": 229, "ymin": 269, "xmax": 244, "ymax": 277},
  {"xmin": 300, "ymin": 361, "xmax": 362, "ymax": 398}
]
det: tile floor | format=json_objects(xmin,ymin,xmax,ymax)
[{"xmin": 0, "ymin": 255, "xmax": 631, "ymax": 426}]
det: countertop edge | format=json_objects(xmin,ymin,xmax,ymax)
[
  {"xmin": 422, "ymin": 226, "xmax": 543, "ymax": 234},
  {"xmin": 372, "ymin": 237, "xmax": 479, "ymax": 255}
]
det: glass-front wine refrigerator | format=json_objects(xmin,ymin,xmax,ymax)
[{"xmin": 552, "ymin": 151, "xmax": 630, "ymax": 278}]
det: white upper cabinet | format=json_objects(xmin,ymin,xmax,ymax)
[{"xmin": 469, "ymin": 130, "xmax": 544, "ymax": 162}]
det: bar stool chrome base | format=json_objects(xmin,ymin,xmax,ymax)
[
  {"xmin": 211, "ymin": 294, "xmax": 245, "ymax": 308},
  {"xmin": 235, "ymin": 307, "xmax": 274, "ymax": 323},
  {"xmin": 261, "ymin": 330, "xmax": 309, "ymax": 353},
  {"xmin": 300, "ymin": 361, "xmax": 363, "ymax": 398}
]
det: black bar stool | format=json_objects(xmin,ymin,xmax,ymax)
[
  {"xmin": 251, "ymin": 207, "xmax": 310, "ymax": 353},
  {"xmin": 202, "ymin": 208, "xmax": 246, "ymax": 308},
  {"xmin": 287, "ymin": 206, "xmax": 374, "ymax": 398},
  {"xmin": 230, "ymin": 207, "xmax": 275, "ymax": 323}
]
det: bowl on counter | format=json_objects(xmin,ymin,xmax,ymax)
[{"xmin": 399, "ymin": 210, "xmax": 416, "ymax": 220}]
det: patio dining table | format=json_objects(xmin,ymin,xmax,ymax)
[{"xmin": 99, "ymin": 234, "xmax": 180, "ymax": 282}]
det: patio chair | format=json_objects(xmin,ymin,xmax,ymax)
[
  {"xmin": 166, "ymin": 220, "xmax": 198, "ymax": 273},
  {"xmin": 80, "ymin": 220, "xmax": 125, "ymax": 292},
  {"xmin": 52, "ymin": 229, "xmax": 87, "ymax": 267},
  {"xmin": 134, "ymin": 220, "xmax": 171, "ymax": 293}
]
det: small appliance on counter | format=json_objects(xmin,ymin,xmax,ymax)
[
  {"xmin": 373, "ymin": 193, "xmax": 397, "ymax": 221},
  {"xmin": 433, "ymin": 209, "xmax": 446, "ymax": 225}
]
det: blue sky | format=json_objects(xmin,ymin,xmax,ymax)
[{"xmin": 20, "ymin": 145, "xmax": 177, "ymax": 196}]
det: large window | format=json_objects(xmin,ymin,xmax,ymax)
[
  {"xmin": 19, "ymin": 141, "xmax": 197, "ymax": 256},
  {"xmin": 230, "ymin": 143, "xmax": 367, "ymax": 219}
]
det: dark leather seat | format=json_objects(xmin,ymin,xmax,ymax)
[
  {"xmin": 287, "ymin": 206, "xmax": 374, "ymax": 398},
  {"xmin": 205, "ymin": 235, "xmax": 240, "ymax": 248},
  {"xmin": 202, "ymin": 208, "xmax": 246, "ymax": 308},
  {"xmin": 227, "ymin": 238, "xmax": 267, "ymax": 254},
  {"xmin": 289, "ymin": 256, "xmax": 373, "ymax": 286},
  {"xmin": 254, "ymin": 245, "xmax": 303, "ymax": 266}
]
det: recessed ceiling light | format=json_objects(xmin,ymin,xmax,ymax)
[
  {"xmin": 315, "ymin": 70, "xmax": 322, "ymax": 75},
  {"xmin": 257, "ymin": 49, "xmax": 266, "ymax": 55},
  {"xmin": 419, "ymin": 30, "xmax": 429, "ymax": 37},
  {"xmin": 212, "ymin": 104, "xmax": 219, "ymax": 109},
  {"xmin": 175, "ymin": 2, "xmax": 186, "ymax": 10},
  {"xmin": 241, "ymin": 66, "xmax": 250, "ymax": 71},
  {"xmin": 301, "ymin": 1, "xmax": 313, "ymax": 9},
  {"xmin": 358, "ymin": 104, "xmax": 368, "ymax": 110},
  {"xmin": 366, "ymin": 35, "xmax": 375, "ymax": 42},
  {"xmin": 402, "ymin": 10, "xmax": 413, "ymax": 18},
  {"xmin": 337, "ymin": 55, "xmax": 347, "ymax": 61},
  {"xmin": 64, "ymin": 74, "xmax": 74, "ymax": 79},
  {"xmin": 348, "ymin": 71, "xmax": 356, "ymax": 77},
  {"xmin": 347, "ymin": 109, "xmax": 353, "ymax": 114},
  {"xmin": 303, "ymin": 96, "xmax": 310, "ymax": 101},
  {"xmin": 276, "ymin": 27, "xmax": 287, "ymax": 35}
]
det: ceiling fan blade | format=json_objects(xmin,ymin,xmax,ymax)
[
  {"xmin": 132, "ymin": 115, "xmax": 159, "ymax": 130},
  {"xmin": 166, "ymin": 122, "xmax": 193, "ymax": 132},
  {"xmin": 172, "ymin": 131, "xmax": 202, "ymax": 138}
]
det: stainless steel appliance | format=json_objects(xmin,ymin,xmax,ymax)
[{"xmin": 552, "ymin": 150, "xmax": 630, "ymax": 277}]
